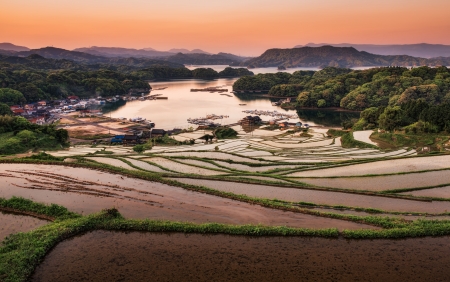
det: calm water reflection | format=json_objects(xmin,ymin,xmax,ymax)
[{"xmin": 108, "ymin": 78, "xmax": 359, "ymax": 130}]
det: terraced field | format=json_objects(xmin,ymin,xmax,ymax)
[{"xmin": 4, "ymin": 127, "xmax": 450, "ymax": 281}]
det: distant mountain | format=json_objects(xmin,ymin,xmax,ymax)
[
  {"xmin": 242, "ymin": 46, "xmax": 450, "ymax": 68},
  {"xmin": 165, "ymin": 53, "xmax": 247, "ymax": 65},
  {"xmin": 73, "ymin": 46, "xmax": 174, "ymax": 58},
  {"xmin": 9, "ymin": 47, "xmax": 182, "ymax": 69},
  {"xmin": 295, "ymin": 43, "xmax": 450, "ymax": 58},
  {"xmin": 18, "ymin": 47, "xmax": 105, "ymax": 63},
  {"xmin": 168, "ymin": 48, "xmax": 211, "ymax": 55},
  {"xmin": 0, "ymin": 42, "xmax": 30, "ymax": 52},
  {"xmin": 217, "ymin": 52, "xmax": 252, "ymax": 62}
]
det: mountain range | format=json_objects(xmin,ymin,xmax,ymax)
[
  {"xmin": 0, "ymin": 43, "xmax": 250, "ymax": 65},
  {"xmin": 242, "ymin": 46, "xmax": 450, "ymax": 68},
  {"xmin": 295, "ymin": 43, "xmax": 450, "ymax": 58}
]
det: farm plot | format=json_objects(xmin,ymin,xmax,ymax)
[
  {"xmin": 213, "ymin": 161, "xmax": 299, "ymax": 172},
  {"xmin": 0, "ymin": 164, "xmax": 372, "ymax": 229},
  {"xmin": 0, "ymin": 212, "xmax": 49, "ymax": 241},
  {"xmin": 296, "ymin": 170, "xmax": 450, "ymax": 191},
  {"xmin": 142, "ymin": 158, "xmax": 228, "ymax": 175},
  {"xmin": 157, "ymin": 152, "xmax": 270, "ymax": 164},
  {"xmin": 84, "ymin": 157, "xmax": 137, "ymax": 171},
  {"xmin": 287, "ymin": 155, "xmax": 450, "ymax": 177},
  {"xmin": 123, "ymin": 158, "xmax": 168, "ymax": 173},
  {"xmin": 170, "ymin": 178, "xmax": 450, "ymax": 213}
]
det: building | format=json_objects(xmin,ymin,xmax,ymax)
[{"xmin": 150, "ymin": 129, "xmax": 166, "ymax": 138}]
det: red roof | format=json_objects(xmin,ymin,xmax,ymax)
[{"xmin": 12, "ymin": 109, "xmax": 25, "ymax": 114}]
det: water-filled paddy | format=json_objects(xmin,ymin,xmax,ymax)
[
  {"xmin": 171, "ymin": 178, "xmax": 450, "ymax": 213},
  {"xmin": 0, "ymin": 164, "xmax": 370, "ymax": 229},
  {"xmin": 31, "ymin": 231, "xmax": 450, "ymax": 282},
  {"xmin": 297, "ymin": 170, "xmax": 450, "ymax": 191},
  {"xmin": 142, "ymin": 157, "xmax": 228, "ymax": 175},
  {"xmin": 400, "ymin": 186, "xmax": 450, "ymax": 198},
  {"xmin": 0, "ymin": 211, "xmax": 49, "ymax": 241},
  {"xmin": 158, "ymin": 151, "xmax": 270, "ymax": 163},
  {"xmin": 123, "ymin": 158, "xmax": 168, "ymax": 173},
  {"xmin": 288, "ymin": 155, "xmax": 450, "ymax": 177},
  {"xmin": 85, "ymin": 157, "xmax": 137, "ymax": 170}
]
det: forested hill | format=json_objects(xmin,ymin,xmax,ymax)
[
  {"xmin": 242, "ymin": 46, "xmax": 450, "ymax": 68},
  {"xmin": 163, "ymin": 53, "xmax": 251, "ymax": 65},
  {"xmin": 12, "ymin": 47, "xmax": 183, "ymax": 68}
]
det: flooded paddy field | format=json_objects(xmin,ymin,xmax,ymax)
[
  {"xmin": 157, "ymin": 151, "xmax": 270, "ymax": 163},
  {"xmin": 400, "ymin": 186, "xmax": 450, "ymax": 198},
  {"xmin": 297, "ymin": 170, "xmax": 450, "ymax": 191},
  {"xmin": 288, "ymin": 155, "xmax": 450, "ymax": 177},
  {"xmin": 141, "ymin": 157, "xmax": 228, "ymax": 175},
  {"xmin": 85, "ymin": 157, "xmax": 137, "ymax": 170},
  {"xmin": 0, "ymin": 164, "xmax": 371, "ymax": 229},
  {"xmin": 0, "ymin": 211, "xmax": 49, "ymax": 241},
  {"xmin": 32, "ymin": 231, "xmax": 450, "ymax": 282},
  {"xmin": 171, "ymin": 178, "xmax": 450, "ymax": 213}
]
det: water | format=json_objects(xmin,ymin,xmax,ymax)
[
  {"xmin": 32, "ymin": 231, "xmax": 450, "ymax": 282},
  {"xmin": 108, "ymin": 78, "xmax": 359, "ymax": 130}
]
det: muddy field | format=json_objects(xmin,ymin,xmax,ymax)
[
  {"xmin": 171, "ymin": 178, "xmax": 450, "ymax": 213},
  {"xmin": 0, "ymin": 164, "xmax": 372, "ymax": 230},
  {"xmin": 32, "ymin": 231, "xmax": 450, "ymax": 282},
  {"xmin": 295, "ymin": 170, "xmax": 450, "ymax": 191},
  {"xmin": 288, "ymin": 155, "xmax": 450, "ymax": 177},
  {"xmin": 0, "ymin": 212, "xmax": 49, "ymax": 241}
]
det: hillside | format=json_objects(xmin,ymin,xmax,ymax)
[
  {"xmin": 242, "ymin": 46, "xmax": 450, "ymax": 68},
  {"xmin": 296, "ymin": 43, "xmax": 450, "ymax": 58},
  {"xmin": 73, "ymin": 46, "xmax": 174, "ymax": 58},
  {"xmin": 3, "ymin": 47, "xmax": 182, "ymax": 69},
  {"xmin": 0, "ymin": 43, "xmax": 30, "ymax": 52},
  {"xmin": 165, "ymin": 53, "xmax": 247, "ymax": 65},
  {"xmin": 17, "ymin": 47, "xmax": 106, "ymax": 63}
]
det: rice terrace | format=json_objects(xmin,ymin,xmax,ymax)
[
  {"xmin": 3, "ymin": 122, "xmax": 450, "ymax": 281},
  {"xmin": 3, "ymin": 0, "xmax": 450, "ymax": 280}
]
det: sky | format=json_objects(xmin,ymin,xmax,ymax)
[{"xmin": 1, "ymin": 0, "xmax": 450, "ymax": 56}]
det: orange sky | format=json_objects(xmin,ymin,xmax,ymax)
[{"xmin": 1, "ymin": 0, "xmax": 450, "ymax": 56}]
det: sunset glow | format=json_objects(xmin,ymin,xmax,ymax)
[{"xmin": 2, "ymin": 0, "xmax": 450, "ymax": 55}]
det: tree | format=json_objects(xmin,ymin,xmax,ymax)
[
  {"xmin": 0, "ymin": 88, "xmax": 26, "ymax": 106},
  {"xmin": 16, "ymin": 130, "xmax": 37, "ymax": 145},
  {"xmin": 378, "ymin": 106, "xmax": 405, "ymax": 131},
  {"xmin": 133, "ymin": 144, "xmax": 146, "ymax": 154},
  {"xmin": 0, "ymin": 103, "xmax": 13, "ymax": 115}
]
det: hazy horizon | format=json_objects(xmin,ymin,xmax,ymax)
[{"xmin": 2, "ymin": 0, "xmax": 450, "ymax": 56}]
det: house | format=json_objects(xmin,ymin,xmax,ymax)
[
  {"xmin": 24, "ymin": 104, "xmax": 35, "ymax": 110},
  {"xmin": 10, "ymin": 105, "xmax": 21, "ymax": 111},
  {"xmin": 37, "ymin": 101, "xmax": 47, "ymax": 107},
  {"xmin": 279, "ymin": 121, "xmax": 290, "ymax": 128},
  {"xmin": 12, "ymin": 108, "xmax": 25, "ymax": 115},
  {"xmin": 123, "ymin": 135, "xmax": 140, "ymax": 145},
  {"xmin": 67, "ymin": 95, "xmax": 79, "ymax": 100},
  {"xmin": 150, "ymin": 129, "xmax": 166, "ymax": 138},
  {"xmin": 27, "ymin": 116, "xmax": 46, "ymax": 125}
]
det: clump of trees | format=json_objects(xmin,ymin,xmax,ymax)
[
  {"xmin": 0, "ymin": 69, "xmax": 151, "ymax": 104},
  {"xmin": 214, "ymin": 127, "xmax": 238, "ymax": 139},
  {"xmin": 0, "ymin": 115, "xmax": 69, "ymax": 154},
  {"xmin": 352, "ymin": 99, "xmax": 450, "ymax": 133},
  {"xmin": 133, "ymin": 66, "xmax": 253, "ymax": 81},
  {"xmin": 233, "ymin": 66, "xmax": 450, "ymax": 111}
]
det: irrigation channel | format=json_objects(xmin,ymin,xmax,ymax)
[{"xmin": 32, "ymin": 231, "xmax": 450, "ymax": 281}]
